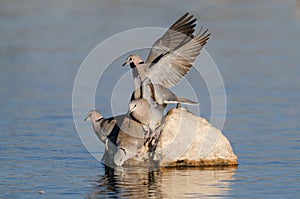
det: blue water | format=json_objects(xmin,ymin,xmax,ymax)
[{"xmin": 1, "ymin": 0, "xmax": 300, "ymax": 198}]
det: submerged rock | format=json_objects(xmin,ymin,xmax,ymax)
[{"xmin": 103, "ymin": 108, "xmax": 238, "ymax": 168}]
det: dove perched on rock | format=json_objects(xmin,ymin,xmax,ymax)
[
  {"xmin": 128, "ymin": 79, "xmax": 198, "ymax": 137},
  {"xmin": 84, "ymin": 110, "xmax": 144, "ymax": 167}
]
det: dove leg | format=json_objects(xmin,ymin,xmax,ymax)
[{"xmin": 142, "ymin": 125, "xmax": 151, "ymax": 139}]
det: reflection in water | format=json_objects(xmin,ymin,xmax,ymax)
[{"xmin": 87, "ymin": 166, "xmax": 237, "ymax": 198}]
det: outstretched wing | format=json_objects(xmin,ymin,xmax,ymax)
[
  {"xmin": 145, "ymin": 13, "xmax": 196, "ymax": 64},
  {"xmin": 146, "ymin": 28, "xmax": 210, "ymax": 88}
]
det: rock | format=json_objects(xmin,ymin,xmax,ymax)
[
  {"xmin": 102, "ymin": 108, "xmax": 238, "ymax": 167},
  {"xmin": 156, "ymin": 108, "xmax": 238, "ymax": 167}
]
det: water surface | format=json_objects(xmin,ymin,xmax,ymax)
[{"xmin": 1, "ymin": 0, "xmax": 300, "ymax": 198}]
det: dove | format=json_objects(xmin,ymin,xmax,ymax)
[
  {"xmin": 128, "ymin": 79, "xmax": 198, "ymax": 137},
  {"xmin": 129, "ymin": 98, "xmax": 160, "ymax": 136},
  {"xmin": 122, "ymin": 13, "xmax": 210, "ymax": 96},
  {"xmin": 84, "ymin": 110, "xmax": 144, "ymax": 166}
]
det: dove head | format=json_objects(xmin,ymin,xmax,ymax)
[
  {"xmin": 129, "ymin": 99, "xmax": 150, "ymax": 113},
  {"xmin": 84, "ymin": 110, "xmax": 103, "ymax": 122},
  {"xmin": 122, "ymin": 54, "xmax": 144, "ymax": 68}
]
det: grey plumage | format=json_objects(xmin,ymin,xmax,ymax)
[
  {"xmin": 122, "ymin": 13, "xmax": 210, "ymax": 90},
  {"xmin": 128, "ymin": 80, "xmax": 198, "ymax": 137},
  {"xmin": 84, "ymin": 110, "xmax": 144, "ymax": 166},
  {"xmin": 146, "ymin": 12, "xmax": 197, "ymax": 64},
  {"xmin": 129, "ymin": 98, "xmax": 163, "ymax": 136},
  {"xmin": 131, "ymin": 78, "xmax": 199, "ymax": 110},
  {"xmin": 142, "ymin": 80, "xmax": 198, "ymax": 106}
]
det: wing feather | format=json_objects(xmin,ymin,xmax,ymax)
[
  {"xmin": 145, "ymin": 13, "xmax": 196, "ymax": 64},
  {"xmin": 146, "ymin": 29, "xmax": 210, "ymax": 88}
]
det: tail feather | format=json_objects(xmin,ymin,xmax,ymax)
[
  {"xmin": 164, "ymin": 97, "xmax": 199, "ymax": 105},
  {"xmin": 177, "ymin": 97, "xmax": 199, "ymax": 105}
]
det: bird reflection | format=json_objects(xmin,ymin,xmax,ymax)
[
  {"xmin": 87, "ymin": 166, "xmax": 162, "ymax": 199},
  {"xmin": 87, "ymin": 166, "xmax": 237, "ymax": 199}
]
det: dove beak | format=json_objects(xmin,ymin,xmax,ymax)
[
  {"xmin": 122, "ymin": 61, "xmax": 128, "ymax": 67},
  {"xmin": 84, "ymin": 116, "xmax": 90, "ymax": 122},
  {"xmin": 129, "ymin": 105, "xmax": 136, "ymax": 113}
]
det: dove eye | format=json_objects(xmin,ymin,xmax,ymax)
[
  {"xmin": 129, "ymin": 58, "xmax": 132, "ymax": 61},
  {"xmin": 89, "ymin": 113, "xmax": 92, "ymax": 117}
]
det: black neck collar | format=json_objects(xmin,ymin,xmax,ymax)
[
  {"xmin": 130, "ymin": 61, "xmax": 144, "ymax": 68},
  {"xmin": 130, "ymin": 113, "xmax": 142, "ymax": 124},
  {"xmin": 129, "ymin": 62, "xmax": 136, "ymax": 68},
  {"xmin": 95, "ymin": 117, "xmax": 104, "ymax": 123}
]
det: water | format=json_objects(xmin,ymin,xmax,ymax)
[{"xmin": 1, "ymin": 0, "xmax": 300, "ymax": 198}]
